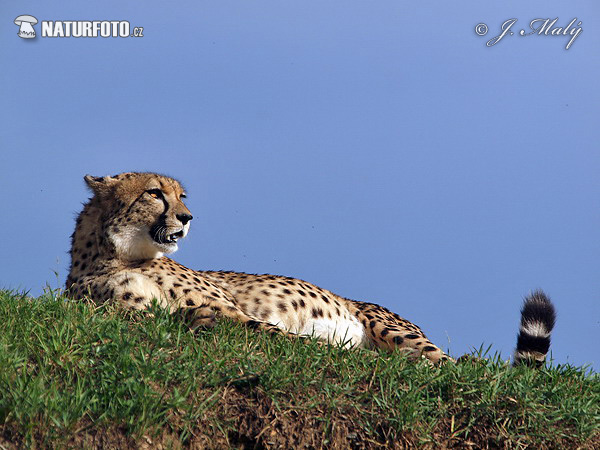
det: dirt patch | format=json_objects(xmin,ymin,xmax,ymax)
[{"xmin": 1, "ymin": 385, "xmax": 598, "ymax": 449}]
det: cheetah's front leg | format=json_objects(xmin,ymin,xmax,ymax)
[
  {"xmin": 103, "ymin": 268, "xmax": 298, "ymax": 340},
  {"xmin": 198, "ymin": 296, "xmax": 300, "ymax": 338}
]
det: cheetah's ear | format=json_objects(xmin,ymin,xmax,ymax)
[{"xmin": 84, "ymin": 174, "xmax": 119, "ymax": 195}]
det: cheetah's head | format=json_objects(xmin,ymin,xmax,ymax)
[{"xmin": 84, "ymin": 172, "xmax": 193, "ymax": 261}]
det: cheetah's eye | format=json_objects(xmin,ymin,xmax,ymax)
[{"xmin": 146, "ymin": 189, "xmax": 163, "ymax": 199}]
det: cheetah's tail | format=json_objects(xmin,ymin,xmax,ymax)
[{"xmin": 513, "ymin": 290, "xmax": 557, "ymax": 367}]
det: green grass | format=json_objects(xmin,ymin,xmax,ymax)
[{"xmin": 0, "ymin": 289, "xmax": 598, "ymax": 448}]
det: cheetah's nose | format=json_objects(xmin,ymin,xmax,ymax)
[{"xmin": 177, "ymin": 213, "xmax": 193, "ymax": 225}]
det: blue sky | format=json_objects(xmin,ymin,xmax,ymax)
[{"xmin": 1, "ymin": 1, "xmax": 598, "ymax": 369}]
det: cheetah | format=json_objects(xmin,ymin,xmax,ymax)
[{"xmin": 66, "ymin": 172, "xmax": 556, "ymax": 366}]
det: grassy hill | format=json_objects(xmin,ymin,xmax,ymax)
[{"xmin": 0, "ymin": 290, "xmax": 598, "ymax": 448}]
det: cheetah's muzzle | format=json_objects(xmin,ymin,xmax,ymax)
[
  {"xmin": 165, "ymin": 230, "xmax": 184, "ymax": 243},
  {"xmin": 150, "ymin": 223, "xmax": 184, "ymax": 245}
]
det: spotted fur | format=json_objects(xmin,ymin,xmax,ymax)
[{"xmin": 66, "ymin": 172, "xmax": 556, "ymax": 365}]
